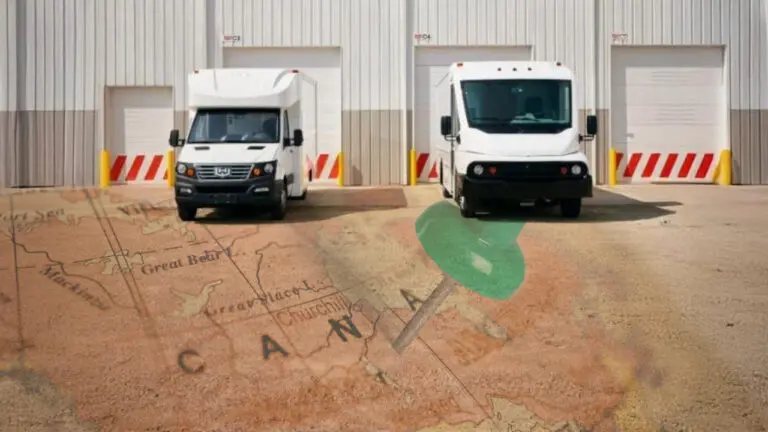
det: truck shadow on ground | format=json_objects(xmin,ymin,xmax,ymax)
[
  {"xmin": 476, "ymin": 188, "xmax": 680, "ymax": 223},
  {"xmin": 195, "ymin": 186, "xmax": 409, "ymax": 224}
]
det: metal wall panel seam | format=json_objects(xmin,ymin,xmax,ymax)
[
  {"xmin": 409, "ymin": 0, "xmax": 416, "ymax": 165},
  {"xmin": 592, "ymin": 0, "xmax": 601, "ymax": 176},
  {"xmin": 400, "ymin": 0, "xmax": 409, "ymax": 184}
]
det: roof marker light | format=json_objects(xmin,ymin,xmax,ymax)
[
  {"xmin": 556, "ymin": 62, "xmax": 562, "ymax": 66},
  {"xmin": 457, "ymin": 62, "xmax": 463, "ymax": 67},
  {"xmin": 527, "ymin": 67, "xmax": 532, "ymax": 71},
  {"xmin": 291, "ymin": 69, "xmax": 300, "ymax": 73},
  {"xmin": 512, "ymin": 67, "xmax": 517, "ymax": 71}
]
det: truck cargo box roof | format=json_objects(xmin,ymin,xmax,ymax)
[
  {"xmin": 449, "ymin": 61, "xmax": 574, "ymax": 81},
  {"xmin": 187, "ymin": 68, "xmax": 304, "ymax": 109}
]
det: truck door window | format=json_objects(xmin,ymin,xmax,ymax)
[
  {"xmin": 450, "ymin": 84, "xmax": 460, "ymax": 135},
  {"xmin": 283, "ymin": 111, "xmax": 290, "ymax": 140}
]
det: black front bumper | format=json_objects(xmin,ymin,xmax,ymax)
[
  {"xmin": 458, "ymin": 175, "xmax": 593, "ymax": 202},
  {"xmin": 175, "ymin": 176, "xmax": 283, "ymax": 208}
]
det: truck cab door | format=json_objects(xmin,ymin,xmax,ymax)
[
  {"xmin": 446, "ymin": 83, "xmax": 460, "ymax": 195},
  {"xmin": 281, "ymin": 110, "xmax": 298, "ymax": 196}
]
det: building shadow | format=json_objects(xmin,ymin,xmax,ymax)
[
  {"xmin": 195, "ymin": 186, "xmax": 409, "ymax": 225},
  {"xmin": 476, "ymin": 187, "xmax": 680, "ymax": 223}
]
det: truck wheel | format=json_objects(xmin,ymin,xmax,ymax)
[
  {"xmin": 177, "ymin": 205, "xmax": 197, "ymax": 222},
  {"xmin": 458, "ymin": 194, "xmax": 476, "ymax": 218},
  {"xmin": 270, "ymin": 184, "xmax": 288, "ymax": 221},
  {"xmin": 442, "ymin": 186, "xmax": 452, "ymax": 198},
  {"xmin": 560, "ymin": 198, "xmax": 582, "ymax": 218}
]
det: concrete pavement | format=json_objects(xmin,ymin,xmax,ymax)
[{"xmin": 0, "ymin": 184, "xmax": 766, "ymax": 431}]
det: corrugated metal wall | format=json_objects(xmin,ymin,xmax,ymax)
[
  {"xmin": 1, "ymin": 0, "xmax": 767, "ymax": 187},
  {"xmin": 0, "ymin": 0, "xmax": 207, "ymax": 187}
]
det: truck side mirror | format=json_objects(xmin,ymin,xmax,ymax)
[
  {"xmin": 440, "ymin": 116, "xmax": 452, "ymax": 137},
  {"xmin": 169, "ymin": 129, "xmax": 185, "ymax": 147},
  {"xmin": 293, "ymin": 129, "xmax": 304, "ymax": 147},
  {"xmin": 586, "ymin": 115, "xmax": 598, "ymax": 136}
]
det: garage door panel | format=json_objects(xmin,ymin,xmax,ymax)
[
  {"xmin": 414, "ymin": 47, "xmax": 531, "ymax": 182},
  {"xmin": 611, "ymin": 46, "xmax": 725, "ymax": 185},
  {"xmin": 624, "ymin": 127, "xmax": 721, "ymax": 149},
  {"xmin": 414, "ymin": 66, "xmax": 450, "ymax": 182},
  {"xmin": 625, "ymin": 106, "xmax": 722, "ymax": 126},
  {"xmin": 617, "ymin": 69, "xmax": 723, "ymax": 87},
  {"xmin": 621, "ymin": 86, "xmax": 721, "ymax": 106},
  {"xmin": 108, "ymin": 87, "xmax": 173, "ymax": 185},
  {"xmin": 611, "ymin": 47, "xmax": 724, "ymax": 84},
  {"xmin": 223, "ymin": 48, "xmax": 341, "ymax": 183}
]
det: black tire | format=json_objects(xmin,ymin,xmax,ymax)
[
  {"xmin": 442, "ymin": 185, "xmax": 452, "ymax": 198},
  {"xmin": 270, "ymin": 183, "xmax": 288, "ymax": 221},
  {"xmin": 177, "ymin": 205, "xmax": 197, "ymax": 222},
  {"xmin": 560, "ymin": 198, "xmax": 582, "ymax": 218},
  {"xmin": 458, "ymin": 193, "xmax": 476, "ymax": 218}
]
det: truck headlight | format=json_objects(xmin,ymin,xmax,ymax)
[
  {"xmin": 473, "ymin": 164, "xmax": 484, "ymax": 176},
  {"xmin": 264, "ymin": 163, "xmax": 274, "ymax": 174},
  {"xmin": 571, "ymin": 164, "xmax": 583, "ymax": 175},
  {"xmin": 176, "ymin": 163, "xmax": 187, "ymax": 174}
]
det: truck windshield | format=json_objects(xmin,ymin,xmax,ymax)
[
  {"xmin": 461, "ymin": 79, "xmax": 572, "ymax": 134},
  {"xmin": 187, "ymin": 108, "xmax": 281, "ymax": 143}
]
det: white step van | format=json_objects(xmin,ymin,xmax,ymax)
[
  {"xmin": 436, "ymin": 61, "xmax": 598, "ymax": 218},
  {"xmin": 168, "ymin": 68, "xmax": 312, "ymax": 221}
]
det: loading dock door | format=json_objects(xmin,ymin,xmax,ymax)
[
  {"xmin": 414, "ymin": 47, "xmax": 532, "ymax": 183},
  {"xmin": 224, "ymin": 48, "xmax": 342, "ymax": 184},
  {"xmin": 106, "ymin": 87, "xmax": 174, "ymax": 184},
  {"xmin": 611, "ymin": 46, "xmax": 726, "ymax": 184}
]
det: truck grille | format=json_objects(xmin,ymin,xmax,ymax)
[
  {"xmin": 196, "ymin": 164, "xmax": 252, "ymax": 180},
  {"xmin": 492, "ymin": 162, "xmax": 587, "ymax": 180}
]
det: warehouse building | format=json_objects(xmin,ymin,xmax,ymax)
[{"xmin": 1, "ymin": 0, "xmax": 766, "ymax": 188}]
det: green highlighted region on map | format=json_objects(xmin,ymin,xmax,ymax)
[{"xmin": 415, "ymin": 201, "xmax": 526, "ymax": 300}]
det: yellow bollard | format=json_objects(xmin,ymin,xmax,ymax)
[
  {"xmin": 409, "ymin": 149, "xmax": 417, "ymax": 186},
  {"xmin": 166, "ymin": 149, "xmax": 176, "ymax": 187},
  {"xmin": 717, "ymin": 149, "xmax": 732, "ymax": 186},
  {"xmin": 99, "ymin": 150, "xmax": 110, "ymax": 189},
  {"xmin": 608, "ymin": 148, "xmax": 617, "ymax": 188},
  {"xmin": 337, "ymin": 152, "xmax": 344, "ymax": 187}
]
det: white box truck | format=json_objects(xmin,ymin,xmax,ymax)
[
  {"xmin": 436, "ymin": 61, "xmax": 598, "ymax": 218},
  {"xmin": 168, "ymin": 68, "xmax": 313, "ymax": 221}
]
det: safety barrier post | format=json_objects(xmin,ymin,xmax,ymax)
[
  {"xmin": 409, "ymin": 149, "xmax": 417, "ymax": 186},
  {"xmin": 608, "ymin": 148, "xmax": 617, "ymax": 188},
  {"xmin": 337, "ymin": 152, "xmax": 344, "ymax": 187},
  {"xmin": 99, "ymin": 150, "xmax": 110, "ymax": 189},
  {"xmin": 717, "ymin": 149, "xmax": 732, "ymax": 186},
  {"xmin": 167, "ymin": 149, "xmax": 176, "ymax": 187}
]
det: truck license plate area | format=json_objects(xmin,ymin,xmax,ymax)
[
  {"xmin": 495, "ymin": 162, "xmax": 564, "ymax": 179},
  {"xmin": 197, "ymin": 185, "xmax": 250, "ymax": 194},
  {"xmin": 205, "ymin": 194, "xmax": 239, "ymax": 204}
]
